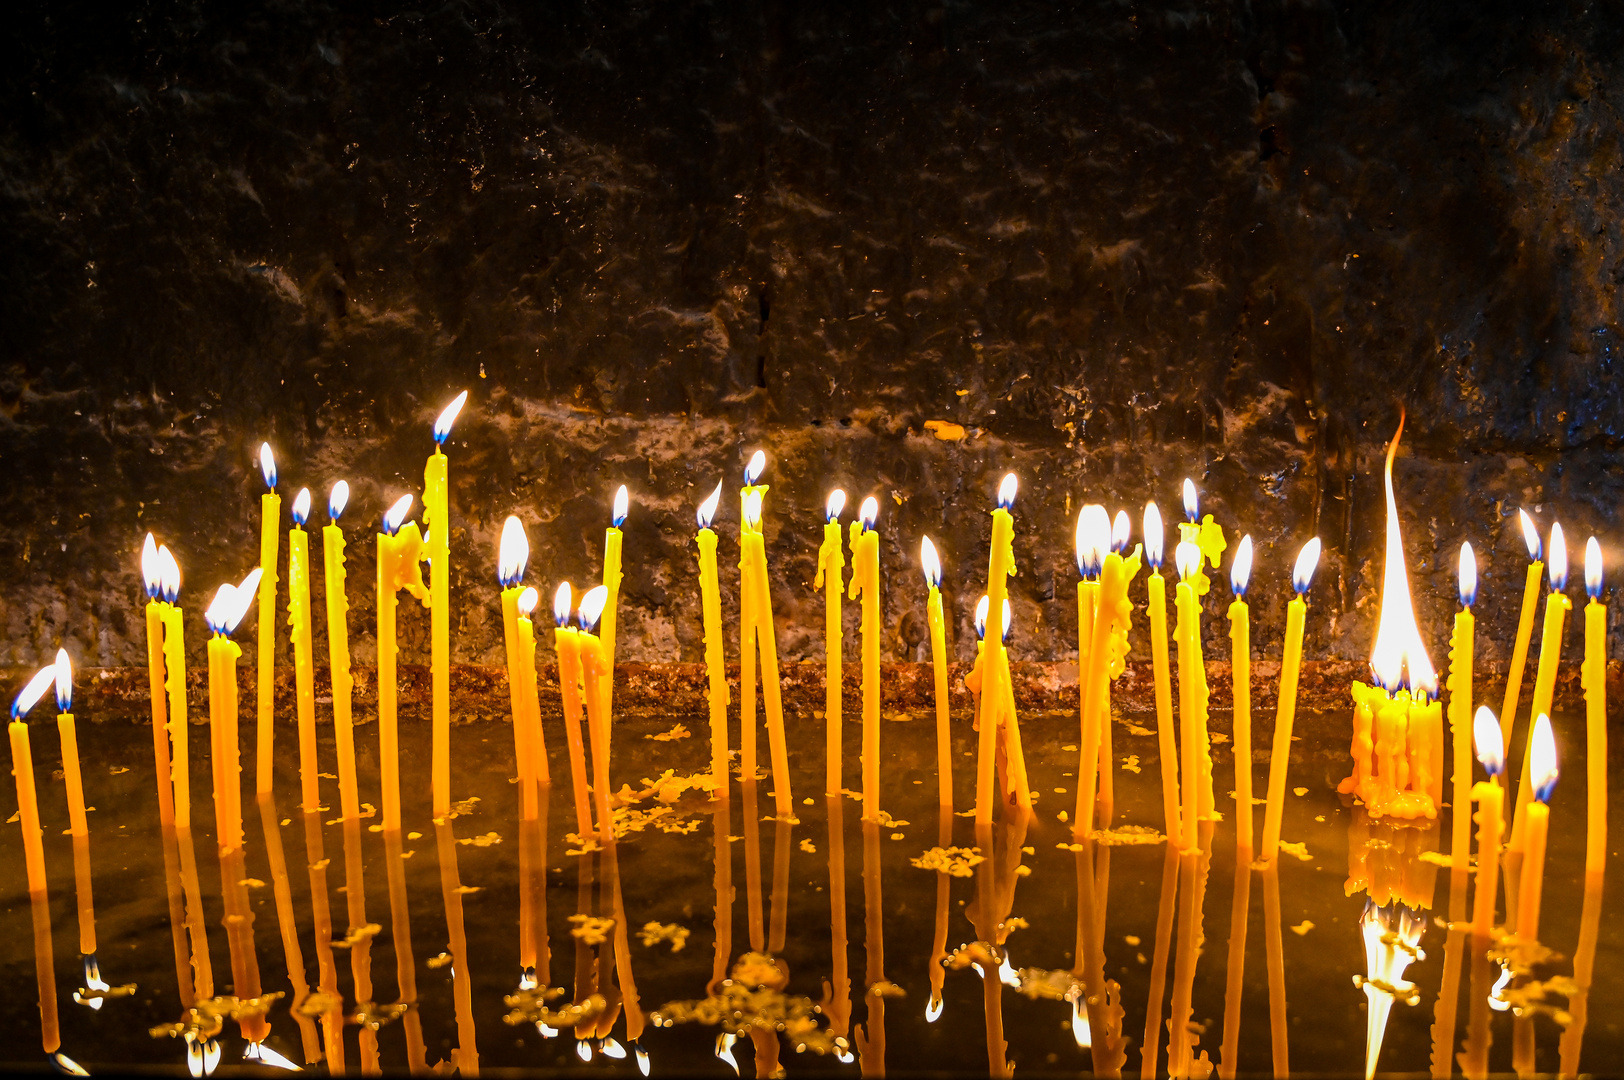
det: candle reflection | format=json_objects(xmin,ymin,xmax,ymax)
[
  {"xmin": 824, "ymin": 794, "xmax": 853, "ymax": 1049},
  {"xmin": 434, "ymin": 818, "xmax": 480, "ymax": 1073},
  {"xmin": 340, "ymin": 815, "xmax": 381, "ymax": 1071},
  {"xmin": 1557, "ymin": 870, "xmax": 1605, "ymax": 1077},
  {"xmin": 1141, "ymin": 842, "xmax": 1179, "ymax": 1079},
  {"xmin": 1262, "ymin": 859, "xmax": 1289, "ymax": 1078},
  {"xmin": 1167, "ymin": 820, "xmax": 1214, "ymax": 1078},
  {"xmin": 382, "ymin": 826, "xmax": 430, "ymax": 1073},
  {"xmin": 855, "ymin": 818, "xmax": 888, "ymax": 1078},
  {"xmin": 255, "ymin": 792, "xmax": 320, "ymax": 1063},
  {"xmin": 302, "ymin": 809, "xmax": 345, "ymax": 1070}
]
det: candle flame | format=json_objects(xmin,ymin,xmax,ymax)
[
  {"xmin": 54, "ymin": 648, "xmax": 71, "ymax": 713},
  {"xmin": 743, "ymin": 489, "xmax": 763, "ymax": 529},
  {"xmin": 291, "ymin": 487, "xmax": 312, "ymax": 527},
  {"xmin": 383, "ymin": 494, "xmax": 414, "ymax": 536},
  {"xmin": 997, "ymin": 472, "xmax": 1018, "ymax": 510},
  {"xmin": 576, "ymin": 1040, "xmax": 594, "ymax": 1063},
  {"xmin": 1231, "ymin": 535, "xmax": 1253, "ymax": 597},
  {"xmin": 50, "ymin": 1053, "xmax": 88, "ymax": 1077},
  {"xmin": 259, "ymin": 443, "xmax": 277, "ymax": 490},
  {"xmin": 203, "ymin": 1037, "xmax": 222, "ymax": 1076},
  {"xmin": 1489, "ymin": 963, "xmax": 1513, "ymax": 1011},
  {"xmin": 826, "ymin": 488, "xmax": 846, "ymax": 523},
  {"xmin": 601, "ymin": 1037, "xmax": 627, "ymax": 1060},
  {"xmin": 860, "ymin": 495, "xmax": 879, "ymax": 531},
  {"xmin": 635, "ymin": 1042, "xmax": 650, "ymax": 1076},
  {"xmin": 517, "ymin": 586, "xmax": 539, "ymax": 617},
  {"xmin": 925, "ymin": 994, "xmax": 944, "ymax": 1023},
  {"xmin": 1473, "ymin": 705, "xmax": 1504, "ymax": 777},
  {"xmin": 1182, "ymin": 478, "xmax": 1198, "ymax": 522},
  {"xmin": 1587, "ymin": 536, "xmax": 1603, "ymax": 599},
  {"xmin": 329, "ymin": 480, "xmax": 349, "ymax": 521},
  {"xmin": 1174, "ymin": 540, "xmax": 1200, "ymax": 583},
  {"xmin": 697, "ymin": 480, "xmax": 723, "ymax": 529},
  {"xmin": 715, "ymin": 1033, "xmax": 740, "ymax": 1075},
  {"xmin": 1459, "ymin": 542, "xmax": 1477, "ymax": 608},
  {"xmin": 998, "ymin": 953, "xmax": 1019, "ymax": 988},
  {"xmin": 1111, "ymin": 509, "xmax": 1131, "ymax": 554},
  {"xmin": 921, "ymin": 535, "xmax": 942, "ymax": 588},
  {"xmin": 744, "ymin": 450, "xmax": 766, "ymax": 486},
  {"xmin": 835, "ymin": 1042, "xmax": 855, "ymax": 1065},
  {"xmin": 1069, "ymin": 988, "xmax": 1092, "ymax": 1048},
  {"xmin": 1144, "ymin": 502, "xmax": 1164, "ymax": 569},
  {"xmin": 498, "ymin": 516, "xmax": 528, "ymax": 587},
  {"xmin": 142, "ymin": 533, "xmax": 161, "ymax": 599},
  {"xmin": 613, "ymin": 484, "xmax": 629, "ymax": 528},
  {"xmin": 11, "ymin": 665, "xmax": 56, "ymax": 720},
  {"xmin": 158, "ymin": 545, "xmax": 182, "ymax": 603},
  {"xmin": 578, "ymin": 584, "xmax": 609, "ymax": 633},
  {"xmin": 1002, "ymin": 598, "xmax": 1013, "ymax": 643},
  {"xmin": 1357, "ymin": 902, "xmax": 1425, "ymax": 1080},
  {"xmin": 76, "ymin": 954, "xmax": 108, "ymax": 1011},
  {"xmin": 553, "ymin": 582, "xmax": 573, "ymax": 627},
  {"xmin": 1293, "ymin": 537, "xmax": 1322, "ymax": 595},
  {"xmin": 205, "ymin": 568, "xmax": 264, "ymax": 636},
  {"xmin": 433, "ymin": 390, "xmax": 469, "ymax": 444},
  {"xmin": 975, "ymin": 595, "xmax": 990, "ymax": 640},
  {"xmin": 1075, "ymin": 505, "xmax": 1109, "ymax": 579},
  {"xmin": 1519, "ymin": 508, "xmax": 1541, "ymax": 562},
  {"xmin": 243, "ymin": 1042, "xmax": 299, "ymax": 1070},
  {"xmin": 1529, "ymin": 713, "xmax": 1558, "ymax": 803},
  {"xmin": 1369, "ymin": 421, "xmax": 1436, "ymax": 697},
  {"xmin": 1548, "ymin": 522, "xmax": 1568, "ymax": 591}
]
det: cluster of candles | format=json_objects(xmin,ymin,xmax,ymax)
[{"xmin": 1, "ymin": 398, "xmax": 1611, "ymax": 1076}]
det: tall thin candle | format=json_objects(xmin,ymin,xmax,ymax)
[
  {"xmin": 1511, "ymin": 715, "xmax": 1558, "ymax": 1076},
  {"xmin": 376, "ymin": 496, "xmax": 428, "ymax": 833},
  {"xmin": 1228, "ymin": 536, "xmax": 1255, "ymax": 852},
  {"xmin": 157, "ymin": 547, "xmax": 190, "ymax": 830},
  {"xmin": 1143, "ymin": 503, "xmax": 1180, "ymax": 844},
  {"xmin": 498, "ymin": 516, "xmax": 535, "ymax": 803},
  {"xmin": 9, "ymin": 665, "xmax": 55, "ymax": 895},
  {"xmin": 142, "ymin": 535, "xmax": 177, "ymax": 827},
  {"xmin": 695, "ymin": 482, "xmax": 729, "ymax": 791},
  {"xmin": 1499, "ymin": 509, "xmax": 1544, "ymax": 753},
  {"xmin": 287, "ymin": 488, "xmax": 319, "ymax": 815},
  {"xmin": 1582, "ymin": 537, "xmax": 1607, "ymax": 876},
  {"xmin": 1261, "ymin": 539, "xmax": 1322, "ymax": 864},
  {"xmin": 603, "ymin": 484, "xmax": 628, "ymax": 722},
  {"xmin": 742, "ymin": 484, "xmax": 793, "ymax": 816},
  {"xmin": 323, "ymin": 482, "xmax": 359, "ymax": 822},
  {"xmin": 816, "ymin": 490, "xmax": 847, "ymax": 796},
  {"xmin": 922, "ymin": 537, "xmax": 951, "ymax": 809},
  {"xmin": 255, "ymin": 443, "xmax": 281, "ymax": 794},
  {"xmin": 1461, "ymin": 706, "xmax": 1504, "ymax": 1080},
  {"xmin": 53, "ymin": 651, "xmax": 97, "ymax": 961},
  {"xmin": 1510, "ymin": 523, "xmax": 1569, "ymax": 854},
  {"xmin": 426, "ymin": 390, "xmax": 468, "ymax": 821},
  {"xmin": 976, "ymin": 474, "xmax": 1017, "ymax": 825},
  {"xmin": 849, "ymin": 495, "xmax": 882, "ymax": 820},
  {"xmin": 552, "ymin": 583, "xmax": 595, "ymax": 836},
  {"xmin": 1077, "ymin": 505, "xmax": 1128, "ymax": 838},
  {"xmin": 205, "ymin": 567, "xmax": 262, "ymax": 855},
  {"xmin": 1448, "ymin": 543, "xmax": 1476, "ymax": 873}
]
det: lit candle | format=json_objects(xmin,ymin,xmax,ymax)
[
  {"xmin": 993, "ymin": 597, "xmax": 1031, "ymax": 813},
  {"xmin": 1228, "ymin": 535, "xmax": 1255, "ymax": 853},
  {"xmin": 849, "ymin": 495, "xmax": 882, "ymax": 820},
  {"xmin": 499, "ymin": 516, "xmax": 535, "ymax": 803},
  {"xmin": 205, "ymin": 567, "xmax": 263, "ymax": 855},
  {"xmin": 743, "ymin": 484, "xmax": 793, "ymax": 816},
  {"xmin": 1143, "ymin": 502, "xmax": 1180, "ymax": 844},
  {"xmin": 739, "ymin": 452, "xmax": 766, "ymax": 781},
  {"xmin": 10, "ymin": 665, "xmax": 56, "ymax": 895},
  {"xmin": 816, "ymin": 490, "xmax": 847, "ymax": 796},
  {"xmin": 975, "ymin": 474, "xmax": 1017, "ymax": 825},
  {"xmin": 1499, "ymin": 509, "xmax": 1544, "ymax": 753},
  {"xmin": 1075, "ymin": 506, "xmax": 1102, "ymax": 822},
  {"xmin": 141, "ymin": 535, "xmax": 177, "ymax": 828},
  {"xmin": 553, "ymin": 583, "xmax": 595, "ymax": 836},
  {"xmin": 52, "ymin": 650, "xmax": 98, "ymax": 962},
  {"xmin": 603, "ymin": 485, "xmax": 628, "ymax": 722},
  {"xmin": 287, "ymin": 487, "xmax": 320, "ymax": 815},
  {"xmin": 515, "ymin": 587, "xmax": 549, "ymax": 791},
  {"xmin": 1581, "ymin": 536, "xmax": 1607, "ymax": 876},
  {"xmin": 323, "ymin": 481, "xmax": 360, "ymax": 822},
  {"xmin": 1077, "ymin": 504, "xmax": 1128, "ymax": 837},
  {"xmin": 255, "ymin": 443, "xmax": 281, "ymax": 795},
  {"xmin": 426, "ymin": 390, "xmax": 469, "ymax": 821},
  {"xmin": 1261, "ymin": 539, "xmax": 1322, "ymax": 864},
  {"xmin": 694, "ymin": 481, "xmax": 729, "ymax": 791},
  {"xmin": 1099, "ymin": 508, "xmax": 1137, "ymax": 827},
  {"xmin": 1511, "ymin": 714, "xmax": 1558, "ymax": 1077},
  {"xmin": 1174, "ymin": 540, "xmax": 1203, "ymax": 851},
  {"xmin": 578, "ymin": 585, "xmax": 614, "ymax": 841},
  {"xmin": 376, "ymin": 495, "xmax": 428, "ymax": 834},
  {"xmin": 1448, "ymin": 543, "xmax": 1476, "ymax": 873},
  {"xmin": 1510, "ymin": 523, "xmax": 1569, "ymax": 856},
  {"xmin": 157, "ymin": 546, "xmax": 191, "ymax": 830},
  {"xmin": 1462, "ymin": 706, "xmax": 1504, "ymax": 1080},
  {"xmin": 921, "ymin": 536, "xmax": 951, "ymax": 809}
]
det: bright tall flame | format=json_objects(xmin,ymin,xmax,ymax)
[
  {"xmin": 1070, "ymin": 988, "xmax": 1092, "ymax": 1049},
  {"xmin": 498, "ymin": 516, "xmax": 528, "ymax": 587},
  {"xmin": 926, "ymin": 994, "xmax": 944, "ymax": 1023},
  {"xmin": 259, "ymin": 443, "xmax": 276, "ymax": 489},
  {"xmin": 744, "ymin": 450, "xmax": 766, "ymax": 485},
  {"xmin": 578, "ymin": 585, "xmax": 609, "ymax": 633},
  {"xmin": 826, "ymin": 489, "xmax": 846, "ymax": 522},
  {"xmin": 1182, "ymin": 478, "xmax": 1198, "ymax": 522},
  {"xmin": 54, "ymin": 649, "xmax": 71, "ymax": 713},
  {"xmin": 1075, "ymin": 505, "xmax": 1109, "ymax": 578},
  {"xmin": 205, "ymin": 568, "xmax": 264, "ymax": 636},
  {"xmin": 1111, "ymin": 510, "xmax": 1130, "ymax": 553},
  {"xmin": 997, "ymin": 473, "xmax": 1018, "ymax": 509},
  {"xmin": 433, "ymin": 390, "xmax": 469, "ymax": 444},
  {"xmin": 1519, "ymin": 509, "xmax": 1541, "ymax": 561},
  {"xmin": 1294, "ymin": 537, "xmax": 1322, "ymax": 595},
  {"xmin": 921, "ymin": 536, "xmax": 942, "ymax": 588},
  {"xmin": 1587, "ymin": 536, "xmax": 1603, "ymax": 599},
  {"xmin": 158, "ymin": 545, "xmax": 181, "ymax": 603},
  {"xmin": 142, "ymin": 534, "xmax": 161, "ymax": 599},
  {"xmin": 1175, "ymin": 540, "xmax": 1200, "ymax": 583},
  {"xmin": 1548, "ymin": 523, "xmax": 1568, "ymax": 591},
  {"xmin": 1529, "ymin": 714, "xmax": 1558, "ymax": 803},
  {"xmin": 329, "ymin": 480, "xmax": 349, "ymax": 520},
  {"xmin": 860, "ymin": 496, "xmax": 879, "ymax": 531},
  {"xmin": 1357, "ymin": 903, "xmax": 1425, "ymax": 1080},
  {"xmin": 601, "ymin": 1038, "xmax": 627, "ymax": 1060},
  {"xmin": 291, "ymin": 488, "xmax": 312, "ymax": 527},
  {"xmin": 975, "ymin": 595, "xmax": 990, "ymax": 639},
  {"xmin": 612, "ymin": 485, "xmax": 629, "ymax": 528},
  {"xmin": 1473, "ymin": 705, "xmax": 1503, "ymax": 776},
  {"xmin": 553, "ymin": 583, "xmax": 573, "ymax": 627},
  {"xmin": 1368, "ymin": 420, "xmax": 1436, "ymax": 696},
  {"xmin": 1459, "ymin": 542, "xmax": 1477, "ymax": 608},
  {"xmin": 517, "ymin": 587, "xmax": 539, "ymax": 617},
  {"xmin": 1231, "ymin": 535, "xmax": 1253, "ymax": 597},
  {"xmin": 715, "ymin": 1033, "xmax": 740, "ymax": 1075},
  {"xmin": 743, "ymin": 489, "xmax": 763, "ymax": 528},
  {"xmin": 12, "ymin": 665, "xmax": 55, "ymax": 720},
  {"xmin": 696, "ymin": 481, "xmax": 723, "ymax": 529},
  {"xmin": 1144, "ymin": 502, "xmax": 1164, "ymax": 569},
  {"xmin": 383, "ymin": 494, "xmax": 413, "ymax": 535}
]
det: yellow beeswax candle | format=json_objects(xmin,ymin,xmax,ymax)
[
  {"xmin": 205, "ymin": 567, "xmax": 261, "ymax": 855},
  {"xmin": 1144, "ymin": 503, "xmax": 1181, "ymax": 844},
  {"xmin": 849, "ymin": 496, "xmax": 882, "ymax": 820},
  {"xmin": 578, "ymin": 586, "xmax": 614, "ymax": 841},
  {"xmin": 816, "ymin": 490, "xmax": 847, "ymax": 796},
  {"xmin": 515, "ymin": 589, "xmax": 548, "ymax": 790},
  {"xmin": 1511, "ymin": 524, "xmax": 1569, "ymax": 852},
  {"xmin": 695, "ymin": 482, "xmax": 729, "ymax": 791},
  {"xmin": 1462, "ymin": 707, "xmax": 1504, "ymax": 1080},
  {"xmin": 323, "ymin": 482, "xmax": 359, "ymax": 822},
  {"xmin": 142, "ymin": 535, "xmax": 177, "ymax": 827},
  {"xmin": 376, "ymin": 497, "xmax": 428, "ymax": 833},
  {"xmin": 603, "ymin": 484, "xmax": 627, "ymax": 722},
  {"xmin": 552, "ymin": 583, "xmax": 595, "ymax": 837},
  {"xmin": 976, "ymin": 473, "xmax": 1017, "ymax": 825},
  {"xmin": 1499, "ymin": 509, "xmax": 1544, "ymax": 753},
  {"xmin": 743, "ymin": 488, "xmax": 792, "ymax": 816},
  {"xmin": 157, "ymin": 546, "xmax": 190, "ymax": 830},
  {"xmin": 256, "ymin": 443, "xmax": 281, "ymax": 795},
  {"xmin": 1077, "ymin": 505, "xmax": 1128, "ymax": 837},
  {"xmin": 8, "ymin": 665, "xmax": 54, "ymax": 896},
  {"xmin": 1448, "ymin": 543, "xmax": 1476, "ymax": 872},
  {"xmin": 1228, "ymin": 536, "xmax": 1255, "ymax": 852},
  {"xmin": 426, "ymin": 390, "xmax": 467, "ymax": 820},
  {"xmin": 498, "ymin": 516, "xmax": 534, "ymax": 799},
  {"xmin": 1582, "ymin": 537, "xmax": 1607, "ymax": 876},
  {"xmin": 993, "ymin": 600, "xmax": 1031, "ymax": 812},
  {"xmin": 921, "ymin": 536, "xmax": 951, "ymax": 809},
  {"xmin": 287, "ymin": 488, "xmax": 319, "ymax": 814},
  {"xmin": 1075, "ymin": 506, "xmax": 1100, "ymax": 820},
  {"xmin": 53, "ymin": 651, "xmax": 97, "ymax": 958},
  {"xmin": 1174, "ymin": 543, "xmax": 1201, "ymax": 851},
  {"xmin": 739, "ymin": 454, "xmax": 766, "ymax": 780},
  {"xmin": 1511, "ymin": 715, "xmax": 1557, "ymax": 1076},
  {"xmin": 1261, "ymin": 538, "xmax": 1321, "ymax": 864}
]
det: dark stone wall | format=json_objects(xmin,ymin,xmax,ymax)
[{"xmin": 2, "ymin": 0, "xmax": 1621, "ymax": 674}]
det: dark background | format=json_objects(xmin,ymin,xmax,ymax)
[{"xmin": 2, "ymin": 0, "xmax": 1620, "ymax": 673}]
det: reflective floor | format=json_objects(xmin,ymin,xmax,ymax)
[{"xmin": 0, "ymin": 702, "xmax": 1617, "ymax": 1076}]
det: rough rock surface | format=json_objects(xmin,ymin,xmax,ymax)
[{"xmin": 1, "ymin": 1, "xmax": 1621, "ymax": 686}]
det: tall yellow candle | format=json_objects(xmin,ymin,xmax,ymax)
[
  {"xmin": 1510, "ymin": 523, "xmax": 1569, "ymax": 853},
  {"xmin": 1173, "ymin": 546, "xmax": 1201, "ymax": 851},
  {"xmin": 9, "ymin": 665, "xmax": 55, "ymax": 895},
  {"xmin": 849, "ymin": 495, "xmax": 882, "ymax": 820},
  {"xmin": 603, "ymin": 484, "xmax": 627, "ymax": 723},
  {"xmin": 53, "ymin": 651, "xmax": 97, "ymax": 959},
  {"xmin": 695, "ymin": 482, "xmax": 729, "ymax": 791},
  {"xmin": 1227, "ymin": 536, "xmax": 1255, "ymax": 853},
  {"xmin": 1499, "ymin": 509, "xmax": 1544, "ymax": 753},
  {"xmin": 515, "ymin": 590, "xmax": 548, "ymax": 789},
  {"xmin": 1511, "ymin": 715, "xmax": 1557, "ymax": 1077},
  {"xmin": 1075, "ymin": 507, "xmax": 1101, "ymax": 822},
  {"xmin": 921, "ymin": 537, "xmax": 951, "ymax": 809},
  {"xmin": 287, "ymin": 488, "xmax": 319, "ymax": 815},
  {"xmin": 376, "ymin": 496, "xmax": 428, "ymax": 834},
  {"xmin": 1582, "ymin": 537, "xmax": 1607, "ymax": 876},
  {"xmin": 739, "ymin": 457, "xmax": 765, "ymax": 781},
  {"xmin": 205, "ymin": 567, "xmax": 261, "ymax": 855},
  {"xmin": 743, "ymin": 488, "xmax": 793, "ymax": 816},
  {"xmin": 1461, "ymin": 707, "xmax": 1504, "ymax": 1080},
  {"xmin": 976, "ymin": 473, "xmax": 1017, "ymax": 825},
  {"xmin": 1143, "ymin": 504, "xmax": 1180, "ymax": 844},
  {"xmin": 323, "ymin": 482, "xmax": 359, "ymax": 823},
  {"xmin": 1448, "ymin": 543, "xmax": 1476, "ymax": 872},
  {"xmin": 816, "ymin": 490, "xmax": 847, "ymax": 796},
  {"xmin": 1077, "ymin": 505, "xmax": 1128, "ymax": 838},
  {"xmin": 426, "ymin": 390, "xmax": 468, "ymax": 821},
  {"xmin": 255, "ymin": 443, "xmax": 281, "ymax": 795},
  {"xmin": 552, "ymin": 583, "xmax": 596, "ymax": 837},
  {"xmin": 578, "ymin": 586, "xmax": 615, "ymax": 841},
  {"xmin": 1261, "ymin": 539, "xmax": 1322, "ymax": 864},
  {"xmin": 142, "ymin": 536, "xmax": 178, "ymax": 827},
  {"xmin": 157, "ymin": 545, "xmax": 190, "ymax": 830},
  {"xmin": 498, "ymin": 516, "xmax": 535, "ymax": 802}
]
